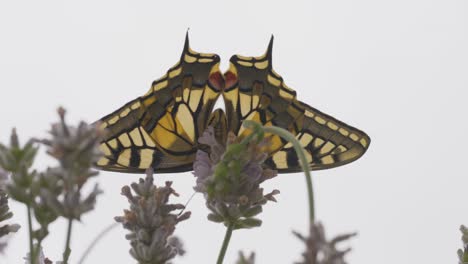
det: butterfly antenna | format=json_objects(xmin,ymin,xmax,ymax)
[{"xmin": 178, "ymin": 191, "xmax": 197, "ymax": 216}]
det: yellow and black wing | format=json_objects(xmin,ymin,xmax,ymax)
[
  {"xmin": 222, "ymin": 37, "xmax": 370, "ymax": 172},
  {"xmin": 96, "ymin": 35, "xmax": 223, "ymax": 173}
]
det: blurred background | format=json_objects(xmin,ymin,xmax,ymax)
[{"xmin": 0, "ymin": 0, "xmax": 467, "ymax": 263}]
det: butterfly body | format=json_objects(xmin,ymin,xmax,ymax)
[{"xmin": 95, "ymin": 34, "xmax": 370, "ymax": 174}]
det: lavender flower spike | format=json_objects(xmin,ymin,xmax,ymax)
[
  {"xmin": 116, "ymin": 169, "xmax": 190, "ymax": 264},
  {"xmin": 193, "ymin": 126, "xmax": 279, "ymax": 229},
  {"xmin": 0, "ymin": 167, "xmax": 20, "ymax": 253},
  {"xmin": 294, "ymin": 222, "xmax": 357, "ymax": 264}
]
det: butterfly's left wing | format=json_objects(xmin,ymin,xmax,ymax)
[
  {"xmin": 96, "ymin": 36, "xmax": 223, "ymax": 173},
  {"xmin": 222, "ymin": 37, "xmax": 370, "ymax": 172}
]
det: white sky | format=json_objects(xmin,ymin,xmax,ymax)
[{"xmin": 0, "ymin": 0, "xmax": 467, "ymax": 263}]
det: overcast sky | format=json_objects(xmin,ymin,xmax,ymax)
[{"xmin": 1, "ymin": 0, "xmax": 467, "ymax": 263}]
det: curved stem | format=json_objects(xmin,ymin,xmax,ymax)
[
  {"xmin": 303, "ymin": 167, "xmax": 315, "ymax": 223},
  {"xmin": 62, "ymin": 218, "xmax": 73, "ymax": 264},
  {"xmin": 263, "ymin": 126, "xmax": 315, "ymax": 222},
  {"xmin": 260, "ymin": 124, "xmax": 315, "ymax": 223},
  {"xmin": 216, "ymin": 223, "xmax": 234, "ymax": 264},
  {"xmin": 27, "ymin": 205, "xmax": 35, "ymax": 263},
  {"xmin": 78, "ymin": 222, "xmax": 119, "ymax": 264}
]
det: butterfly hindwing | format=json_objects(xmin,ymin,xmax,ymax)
[
  {"xmin": 96, "ymin": 98, "xmax": 165, "ymax": 172},
  {"xmin": 265, "ymin": 102, "xmax": 370, "ymax": 172},
  {"xmin": 223, "ymin": 37, "xmax": 370, "ymax": 172},
  {"xmin": 96, "ymin": 35, "xmax": 222, "ymax": 173}
]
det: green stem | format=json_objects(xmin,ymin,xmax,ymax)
[
  {"xmin": 303, "ymin": 167, "xmax": 315, "ymax": 223},
  {"xmin": 263, "ymin": 126, "xmax": 315, "ymax": 222},
  {"xmin": 216, "ymin": 223, "xmax": 234, "ymax": 264},
  {"xmin": 243, "ymin": 121, "xmax": 315, "ymax": 223},
  {"xmin": 27, "ymin": 205, "xmax": 35, "ymax": 263},
  {"xmin": 62, "ymin": 218, "xmax": 73, "ymax": 264},
  {"xmin": 78, "ymin": 222, "xmax": 119, "ymax": 264},
  {"xmin": 36, "ymin": 241, "xmax": 42, "ymax": 261}
]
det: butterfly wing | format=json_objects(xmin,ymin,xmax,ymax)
[
  {"xmin": 222, "ymin": 37, "xmax": 370, "ymax": 172},
  {"xmin": 96, "ymin": 35, "xmax": 222, "ymax": 173},
  {"xmin": 265, "ymin": 102, "xmax": 371, "ymax": 172}
]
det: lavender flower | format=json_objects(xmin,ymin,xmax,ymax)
[
  {"xmin": 39, "ymin": 107, "xmax": 103, "ymax": 220},
  {"xmin": 167, "ymin": 236, "xmax": 186, "ymax": 257},
  {"xmin": 294, "ymin": 222, "xmax": 357, "ymax": 264},
  {"xmin": 0, "ymin": 128, "xmax": 38, "ymax": 204},
  {"xmin": 115, "ymin": 169, "xmax": 190, "ymax": 264},
  {"xmin": 236, "ymin": 251, "xmax": 255, "ymax": 264},
  {"xmin": 0, "ymin": 107, "xmax": 104, "ymax": 263},
  {"xmin": 39, "ymin": 107, "xmax": 104, "ymax": 263},
  {"xmin": 458, "ymin": 225, "xmax": 468, "ymax": 264},
  {"xmin": 0, "ymin": 128, "xmax": 35, "ymax": 255},
  {"xmin": 0, "ymin": 167, "xmax": 20, "ymax": 253},
  {"xmin": 193, "ymin": 126, "xmax": 279, "ymax": 229}
]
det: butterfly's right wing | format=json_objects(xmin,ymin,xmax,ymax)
[
  {"xmin": 222, "ymin": 37, "xmax": 370, "ymax": 172},
  {"xmin": 96, "ymin": 35, "xmax": 222, "ymax": 173},
  {"xmin": 265, "ymin": 102, "xmax": 371, "ymax": 172}
]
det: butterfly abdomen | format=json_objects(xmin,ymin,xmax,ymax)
[{"xmin": 207, "ymin": 108, "xmax": 228, "ymax": 145}]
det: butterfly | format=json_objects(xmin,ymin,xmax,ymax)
[{"xmin": 95, "ymin": 34, "xmax": 370, "ymax": 174}]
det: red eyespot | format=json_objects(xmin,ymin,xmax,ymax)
[
  {"xmin": 208, "ymin": 72, "xmax": 224, "ymax": 91},
  {"xmin": 224, "ymin": 71, "xmax": 238, "ymax": 89}
]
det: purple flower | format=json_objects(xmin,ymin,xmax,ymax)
[
  {"xmin": 39, "ymin": 107, "xmax": 103, "ymax": 220},
  {"xmin": 294, "ymin": 222, "xmax": 357, "ymax": 264},
  {"xmin": 115, "ymin": 169, "xmax": 190, "ymax": 264},
  {"xmin": 0, "ymin": 166, "xmax": 20, "ymax": 254},
  {"xmin": 193, "ymin": 126, "xmax": 279, "ymax": 229}
]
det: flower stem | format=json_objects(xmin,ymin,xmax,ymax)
[
  {"xmin": 62, "ymin": 218, "xmax": 73, "ymax": 264},
  {"xmin": 78, "ymin": 222, "xmax": 119, "ymax": 264},
  {"xmin": 216, "ymin": 223, "xmax": 234, "ymax": 264},
  {"xmin": 27, "ymin": 205, "xmax": 36, "ymax": 263},
  {"xmin": 259, "ymin": 124, "xmax": 315, "ymax": 223}
]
